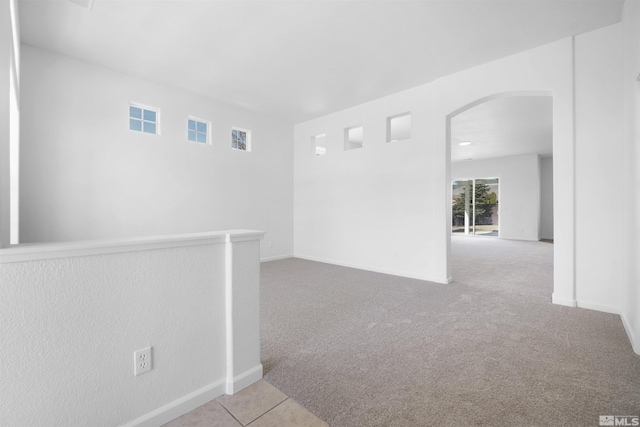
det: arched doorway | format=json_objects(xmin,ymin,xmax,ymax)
[{"xmin": 444, "ymin": 91, "xmax": 571, "ymax": 304}]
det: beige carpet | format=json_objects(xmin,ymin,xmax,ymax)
[{"xmin": 261, "ymin": 236, "xmax": 640, "ymax": 426}]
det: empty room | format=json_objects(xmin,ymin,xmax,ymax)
[{"xmin": 1, "ymin": 1, "xmax": 640, "ymax": 426}]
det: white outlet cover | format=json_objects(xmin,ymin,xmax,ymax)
[{"xmin": 134, "ymin": 346, "xmax": 152, "ymax": 376}]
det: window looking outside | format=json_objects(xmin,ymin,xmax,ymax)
[
  {"xmin": 129, "ymin": 104, "xmax": 158, "ymax": 134},
  {"xmin": 452, "ymin": 178, "xmax": 499, "ymax": 236},
  {"xmin": 188, "ymin": 118, "xmax": 209, "ymax": 144}
]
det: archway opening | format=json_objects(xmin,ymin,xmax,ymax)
[{"xmin": 446, "ymin": 92, "xmax": 554, "ymax": 299}]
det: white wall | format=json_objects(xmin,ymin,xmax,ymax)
[
  {"xmin": 0, "ymin": 0, "xmax": 19, "ymax": 248},
  {"xmin": 19, "ymin": 45, "xmax": 293, "ymax": 260},
  {"xmin": 622, "ymin": 0, "xmax": 640, "ymax": 355},
  {"xmin": 295, "ymin": 37, "xmax": 574, "ymax": 287},
  {"xmin": 574, "ymin": 23, "xmax": 625, "ymax": 314},
  {"xmin": 539, "ymin": 157, "xmax": 554, "ymax": 240},
  {"xmin": 0, "ymin": 0, "xmax": 9, "ymax": 247},
  {"xmin": 295, "ymin": 24, "xmax": 628, "ymax": 330},
  {"xmin": 432, "ymin": 41, "xmax": 575, "ymax": 302},
  {"xmin": 451, "ymin": 154, "xmax": 541, "ymax": 241},
  {"xmin": 0, "ymin": 230, "xmax": 264, "ymax": 426},
  {"xmin": 294, "ymin": 84, "xmax": 439, "ymax": 281}
]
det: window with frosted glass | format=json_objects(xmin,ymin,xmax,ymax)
[{"xmin": 231, "ymin": 128, "xmax": 251, "ymax": 151}]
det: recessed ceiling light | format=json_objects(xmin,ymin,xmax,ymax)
[{"xmin": 459, "ymin": 141, "xmax": 471, "ymax": 146}]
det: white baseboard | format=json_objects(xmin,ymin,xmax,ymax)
[
  {"xmin": 261, "ymin": 254, "xmax": 293, "ymax": 262},
  {"xmin": 119, "ymin": 378, "xmax": 226, "ymax": 427},
  {"xmin": 620, "ymin": 313, "xmax": 640, "ymax": 355},
  {"xmin": 576, "ymin": 300, "xmax": 620, "ymax": 315},
  {"xmin": 294, "ymin": 254, "xmax": 449, "ymax": 284},
  {"xmin": 552, "ymin": 293, "xmax": 576, "ymax": 307},
  {"xmin": 120, "ymin": 363, "xmax": 264, "ymax": 427},
  {"xmin": 227, "ymin": 364, "xmax": 263, "ymax": 395}
]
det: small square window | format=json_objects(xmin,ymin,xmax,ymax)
[
  {"xmin": 231, "ymin": 127, "xmax": 251, "ymax": 151},
  {"xmin": 344, "ymin": 126, "xmax": 363, "ymax": 151},
  {"xmin": 387, "ymin": 112, "xmax": 411, "ymax": 142},
  {"xmin": 312, "ymin": 133, "xmax": 327, "ymax": 157},
  {"xmin": 187, "ymin": 117, "xmax": 210, "ymax": 144},
  {"xmin": 129, "ymin": 104, "xmax": 159, "ymax": 135}
]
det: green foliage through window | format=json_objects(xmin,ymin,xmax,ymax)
[{"xmin": 452, "ymin": 181, "xmax": 498, "ymax": 227}]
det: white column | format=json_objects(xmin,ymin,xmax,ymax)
[
  {"xmin": 0, "ymin": 0, "xmax": 11, "ymax": 247},
  {"xmin": 225, "ymin": 230, "xmax": 265, "ymax": 394},
  {"xmin": 0, "ymin": 0, "xmax": 19, "ymax": 248}
]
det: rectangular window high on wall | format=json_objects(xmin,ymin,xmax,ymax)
[
  {"xmin": 187, "ymin": 117, "xmax": 209, "ymax": 144},
  {"xmin": 313, "ymin": 133, "xmax": 327, "ymax": 156},
  {"xmin": 129, "ymin": 104, "xmax": 159, "ymax": 135},
  {"xmin": 387, "ymin": 112, "xmax": 411, "ymax": 142},
  {"xmin": 231, "ymin": 127, "xmax": 251, "ymax": 151},
  {"xmin": 344, "ymin": 125, "xmax": 363, "ymax": 151}
]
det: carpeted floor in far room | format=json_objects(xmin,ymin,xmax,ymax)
[{"xmin": 260, "ymin": 236, "xmax": 640, "ymax": 427}]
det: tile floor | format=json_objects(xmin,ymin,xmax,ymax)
[{"xmin": 163, "ymin": 379, "xmax": 329, "ymax": 427}]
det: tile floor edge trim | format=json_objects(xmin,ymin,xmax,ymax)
[{"xmin": 118, "ymin": 378, "xmax": 226, "ymax": 427}]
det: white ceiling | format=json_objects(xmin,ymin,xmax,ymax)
[
  {"xmin": 18, "ymin": 0, "xmax": 623, "ymax": 125},
  {"xmin": 450, "ymin": 96, "xmax": 553, "ymax": 162}
]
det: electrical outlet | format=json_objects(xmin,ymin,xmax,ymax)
[{"xmin": 134, "ymin": 347, "xmax": 152, "ymax": 376}]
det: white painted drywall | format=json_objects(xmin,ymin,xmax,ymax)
[
  {"xmin": 621, "ymin": 0, "xmax": 640, "ymax": 355},
  {"xmin": 294, "ymin": 84, "xmax": 440, "ymax": 281},
  {"xmin": 539, "ymin": 157, "xmax": 554, "ymax": 240},
  {"xmin": 574, "ymin": 23, "xmax": 625, "ymax": 314},
  {"xmin": 295, "ymin": 37, "xmax": 574, "ymax": 289},
  {"xmin": 431, "ymin": 41, "xmax": 574, "ymax": 303},
  {"xmin": 451, "ymin": 154, "xmax": 541, "ymax": 241},
  {"xmin": 0, "ymin": 0, "xmax": 19, "ymax": 248},
  {"xmin": 227, "ymin": 237, "xmax": 262, "ymax": 394},
  {"xmin": 1, "ymin": 241, "xmax": 226, "ymax": 426},
  {"xmin": 0, "ymin": 1, "xmax": 9, "ymax": 247},
  {"xmin": 19, "ymin": 45, "xmax": 293, "ymax": 260},
  {"xmin": 0, "ymin": 230, "xmax": 264, "ymax": 426},
  {"xmin": 295, "ymin": 24, "xmax": 628, "ymax": 326}
]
